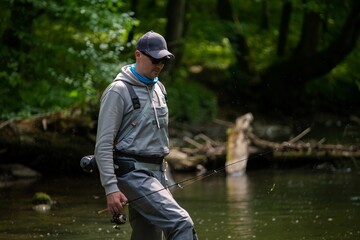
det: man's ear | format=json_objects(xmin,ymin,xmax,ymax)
[{"xmin": 135, "ymin": 50, "xmax": 141, "ymax": 58}]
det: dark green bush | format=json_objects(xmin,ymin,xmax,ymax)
[{"xmin": 166, "ymin": 76, "xmax": 217, "ymax": 124}]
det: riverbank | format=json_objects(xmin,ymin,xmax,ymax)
[{"xmin": 0, "ymin": 112, "xmax": 359, "ymax": 178}]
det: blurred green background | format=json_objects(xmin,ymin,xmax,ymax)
[{"xmin": 1, "ymin": 0, "xmax": 359, "ymax": 123}]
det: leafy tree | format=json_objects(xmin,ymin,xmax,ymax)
[
  {"xmin": 260, "ymin": 0, "xmax": 360, "ymax": 115},
  {"xmin": 1, "ymin": 0, "xmax": 359, "ymax": 122},
  {"xmin": 0, "ymin": 0, "xmax": 136, "ymax": 118},
  {"xmin": 178, "ymin": 0, "xmax": 360, "ymax": 117}
]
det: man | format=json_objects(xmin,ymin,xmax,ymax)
[{"xmin": 95, "ymin": 31, "xmax": 198, "ymax": 240}]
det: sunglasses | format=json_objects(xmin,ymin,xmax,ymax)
[{"xmin": 141, "ymin": 51, "xmax": 170, "ymax": 65}]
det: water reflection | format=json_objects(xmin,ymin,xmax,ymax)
[
  {"xmin": 226, "ymin": 175, "xmax": 253, "ymax": 238},
  {"xmin": 0, "ymin": 170, "xmax": 359, "ymax": 240}
]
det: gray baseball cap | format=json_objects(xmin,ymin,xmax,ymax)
[{"xmin": 136, "ymin": 31, "xmax": 175, "ymax": 59}]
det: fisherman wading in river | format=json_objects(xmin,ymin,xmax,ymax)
[{"xmin": 94, "ymin": 30, "xmax": 198, "ymax": 240}]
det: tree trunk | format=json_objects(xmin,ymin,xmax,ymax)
[
  {"xmin": 294, "ymin": 10, "xmax": 321, "ymax": 58},
  {"xmin": 261, "ymin": 0, "xmax": 270, "ymax": 30},
  {"xmin": 126, "ymin": 0, "xmax": 139, "ymax": 44},
  {"xmin": 277, "ymin": 0, "xmax": 292, "ymax": 57},
  {"xmin": 260, "ymin": 0, "xmax": 360, "ymax": 113},
  {"xmin": 165, "ymin": 0, "xmax": 187, "ymax": 74}
]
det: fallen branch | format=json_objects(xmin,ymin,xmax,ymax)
[
  {"xmin": 287, "ymin": 127, "xmax": 311, "ymax": 144},
  {"xmin": 166, "ymin": 114, "xmax": 360, "ymax": 171}
]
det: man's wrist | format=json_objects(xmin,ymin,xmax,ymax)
[{"xmin": 104, "ymin": 184, "xmax": 120, "ymax": 196}]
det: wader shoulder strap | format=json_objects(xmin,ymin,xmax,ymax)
[
  {"xmin": 156, "ymin": 81, "xmax": 167, "ymax": 103},
  {"xmin": 113, "ymin": 80, "xmax": 165, "ymax": 144},
  {"xmin": 116, "ymin": 79, "xmax": 166, "ymax": 107},
  {"xmin": 122, "ymin": 80, "xmax": 141, "ymax": 109},
  {"xmin": 114, "ymin": 81, "xmax": 151, "ymax": 144},
  {"xmin": 119, "ymin": 98, "xmax": 151, "ymax": 141}
]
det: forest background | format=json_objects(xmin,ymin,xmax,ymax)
[
  {"xmin": 1, "ymin": 0, "xmax": 359, "ymax": 123},
  {"xmin": 0, "ymin": 0, "xmax": 359, "ymax": 174}
]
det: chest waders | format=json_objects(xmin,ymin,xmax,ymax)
[{"xmin": 112, "ymin": 80, "xmax": 167, "ymax": 177}]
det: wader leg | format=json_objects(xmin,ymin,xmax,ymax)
[
  {"xmin": 117, "ymin": 170, "xmax": 197, "ymax": 240},
  {"xmin": 129, "ymin": 204, "xmax": 163, "ymax": 240}
]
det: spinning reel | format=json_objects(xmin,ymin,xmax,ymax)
[{"xmin": 111, "ymin": 213, "xmax": 127, "ymax": 225}]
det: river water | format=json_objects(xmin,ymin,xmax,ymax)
[{"xmin": 1, "ymin": 169, "xmax": 359, "ymax": 240}]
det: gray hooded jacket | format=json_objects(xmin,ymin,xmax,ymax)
[{"xmin": 94, "ymin": 64, "xmax": 169, "ymax": 195}]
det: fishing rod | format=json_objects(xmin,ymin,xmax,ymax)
[
  {"xmin": 95, "ymin": 149, "xmax": 274, "ymax": 226},
  {"xmin": 97, "ymin": 127, "xmax": 310, "ymax": 207},
  {"xmin": 135, "ymin": 149, "xmax": 272, "ymax": 200}
]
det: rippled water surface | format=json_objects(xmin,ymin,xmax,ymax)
[{"xmin": 1, "ymin": 169, "xmax": 359, "ymax": 240}]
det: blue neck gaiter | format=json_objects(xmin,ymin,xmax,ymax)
[{"xmin": 130, "ymin": 64, "xmax": 158, "ymax": 85}]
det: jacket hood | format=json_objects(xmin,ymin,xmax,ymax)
[{"xmin": 114, "ymin": 64, "xmax": 147, "ymax": 87}]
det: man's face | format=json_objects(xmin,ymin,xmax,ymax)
[{"xmin": 135, "ymin": 50, "xmax": 167, "ymax": 79}]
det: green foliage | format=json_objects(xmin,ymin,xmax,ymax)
[
  {"xmin": 297, "ymin": 0, "xmax": 360, "ymax": 105},
  {"xmin": 166, "ymin": 70, "xmax": 217, "ymax": 123},
  {"xmin": 0, "ymin": 0, "xmax": 359, "ymax": 121},
  {"xmin": 0, "ymin": 0, "xmax": 136, "ymax": 119},
  {"xmin": 181, "ymin": 0, "xmax": 360, "ymax": 116},
  {"xmin": 306, "ymin": 49, "xmax": 360, "ymax": 112},
  {"xmin": 184, "ymin": 37, "xmax": 235, "ymax": 69}
]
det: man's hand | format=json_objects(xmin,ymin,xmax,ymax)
[{"xmin": 106, "ymin": 191, "xmax": 128, "ymax": 215}]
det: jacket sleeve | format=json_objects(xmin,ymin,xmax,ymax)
[{"xmin": 95, "ymin": 86, "xmax": 125, "ymax": 195}]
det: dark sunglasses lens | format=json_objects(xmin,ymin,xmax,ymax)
[
  {"xmin": 151, "ymin": 58, "xmax": 162, "ymax": 64},
  {"xmin": 153, "ymin": 57, "xmax": 170, "ymax": 65},
  {"xmin": 142, "ymin": 52, "xmax": 169, "ymax": 64}
]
